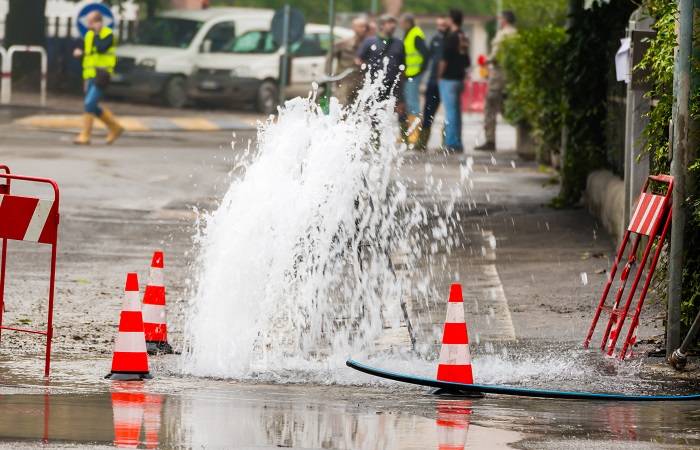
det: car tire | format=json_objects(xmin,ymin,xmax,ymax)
[
  {"xmin": 163, "ymin": 76, "xmax": 188, "ymax": 108},
  {"xmin": 256, "ymin": 81, "xmax": 279, "ymax": 115}
]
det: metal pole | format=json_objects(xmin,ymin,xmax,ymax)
[
  {"xmin": 666, "ymin": 0, "xmax": 693, "ymax": 357},
  {"xmin": 669, "ymin": 305, "xmax": 700, "ymax": 369},
  {"xmin": 326, "ymin": 0, "xmax": 336, "ymax": 97},
  {"xmin": 278, "ymin": 4, "xmax": 291, "ymax": 106}
]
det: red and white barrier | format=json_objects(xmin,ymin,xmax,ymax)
[
  {"xmin": 628, "ymin": 192, "xmax": 666, "ymax": 236},
  {"xmin": 0, "ymin": 166, "xmax": 60, "ymax": 377},
  {"xmin": 585, "ymin": 174, "xmax": 674, "ymax": 359},
  {"xmin": 462, "ymin": 80, "xmax": 488, "ymax": 113},
  {"xmin": 1, "ymin": 45, "xmax": 48, "ymax": 106}
]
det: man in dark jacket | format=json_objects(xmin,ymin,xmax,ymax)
[
  {"xmin": 417, "ymin": 16, "xmax": 448, "ymax": 150},
  {"xmin": 437, "ymin": 9, "xmax": 470, "ymax": 152},
  {"xmin": 356, "ymin": 14, "xmax": 405, "ymax": 102}
]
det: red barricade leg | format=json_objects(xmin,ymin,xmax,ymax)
[
  {"xmin": 618, "ymin": 209, "xmax": 673, "ymax": 359},
  {"xmin": 0, "ymin": 237, "xmax": 6, "ymax": 342},
  {"xmin": 599, "ymin": 236, "xmax": 641, "ymax": 350},
  {"xmin": 584, "ymin": 230, "xmax": 631, "ymax": 348},
  {"xmin": 606, "ymin": 215, "xmax": 667, "ymax": 357},
  {"xmin": 45, "ymin": 242, "xmax": 57, "ymax": 377}
]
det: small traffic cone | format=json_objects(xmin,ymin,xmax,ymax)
[
  {"xmin": 436, "ymin": 283, "xmax": 474, "ymax": 385},
  {"xmin": 106, "ymin": 273, "xmax": 152, "ymax": 381},
  {"xmin": 143, "ymin": 251, "xmax": 173, "ymax": 354},
  {"xmin": 111, "ymin": 385, "xmax": 145, "ymax": 448}
]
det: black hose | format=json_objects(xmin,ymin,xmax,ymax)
[{"xmin": 347, "ymin": 359, "xmax": 700, "ymax": 401}]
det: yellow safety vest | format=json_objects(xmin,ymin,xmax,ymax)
[
  {"xmin": 83, "ymin": 27, "xmax": 117, "ymax": 80},
  {"xmin": 404, "ymin": 26, "xmax": 425, "ymax": 77}
]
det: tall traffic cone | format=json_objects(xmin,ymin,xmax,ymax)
[
  {"xmin": 142, "ymin": 251, "xmax": 173, "ymax": 354},
  {"xmin": 106, "ymin": 273, "xmax": 152, "ymax": 380},
  {"xmin": 436, "ymin": 283, "xmax": 474, "ymax": 385},
  {"xmin": 111, "ymin": 383, "xmax": 145, "ymax": 448}
]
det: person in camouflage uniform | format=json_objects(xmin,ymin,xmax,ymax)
[
  {"xmin": 475, "ymin": 10, "xmax": 517, "ymax": 151},
  {"xmin": 327, "ymin": 16, "xmax": 370, "ymax": 105}
]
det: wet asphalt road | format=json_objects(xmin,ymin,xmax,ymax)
[{"xmin": 0, "ymin": 107, "xmax": 699, "ymax": 449}]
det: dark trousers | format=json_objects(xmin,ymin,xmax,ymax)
[{"xmin": 423, "ymin": 81, "xmax": 440, "ymax": 131}]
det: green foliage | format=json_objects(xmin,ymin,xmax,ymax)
[
  {"xmin": 210, "ymin": 0, "xmax": 495, "ymax": 23},
  {"xmin": 501, "ymin": 0, "xmax": 569, "ymax": 29},
  {"xmin": 639, "ymin": 0, "xmax": 700, "ymax": 328},
  {"xmin": 557, "ymin": 0, "xmax": 636, "ymax": 205},
  {"xmin": 500, "ymin": 25, "xmax": 567, "ymax": 161},
  {"xmin": 637, "ymin": 0, "xmax": 676, "ymax": 173}
]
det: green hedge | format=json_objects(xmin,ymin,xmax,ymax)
[{"xmin": 500, "ymin": 25, "xmax": 567, "ymax": 162}]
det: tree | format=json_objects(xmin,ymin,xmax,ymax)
[{"xmin": 502, "ymin": 0, "xmax": 569, "ymax": 29}]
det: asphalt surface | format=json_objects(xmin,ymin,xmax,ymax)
[{"xmin": 0, "ymin": 95, "xmax": 697, "ymax": 449}]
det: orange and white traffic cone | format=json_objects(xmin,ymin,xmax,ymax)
[
  {"xmin": 436, "ymin": 283, "xmax": 474, "ymax": 385},
  {"xmin": 435, "ymin": 399, "xmax": 471, "ymax": 450},
  {"xmin": 111, "ymin": 383, "xmax": 145, "ymax": 448},
  {"xmin": 143, "ymin": 251, "xmax": 173, "ymax": 355},
  {"xmin": 106, "ymin": 273, "xmax": 152, "ymax": 381},
  {"xmin": 143, "ymin": 393, "xmax": 163, "ymax": 449}
]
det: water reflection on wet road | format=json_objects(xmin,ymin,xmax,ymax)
[{"xmin": 1, "ymin": 374, "xmax": 700, "ymax": 449}]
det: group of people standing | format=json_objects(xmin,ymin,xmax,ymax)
[{"xmin": 330, "ymin": 9, "xmax": 518, "ymax": 153}]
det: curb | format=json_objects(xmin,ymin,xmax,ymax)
[
  {"xmin": 584, "ymin": 169, "xmax": 625, "ymax": 244},
  {"xmin": 13, "ymin": 114, "xmax": 258, "ymax": 132}
]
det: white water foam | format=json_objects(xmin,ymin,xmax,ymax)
[
  {"xmin": 180, "ymin": 79, "xmax": 610, "ymax": 389},
  {"xmin": 182, "ymin": 79, "xmax": 428, "ymax": 381}
]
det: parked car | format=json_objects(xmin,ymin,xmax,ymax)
[
  {"xmin": 108, "ymin": 7, "xmax": 274, "ymax": 108},
  {"xmin": 187, "ymin": 24, "xmax": 353, "ymax": 114}
]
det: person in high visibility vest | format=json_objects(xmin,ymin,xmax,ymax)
[
  {"xmin": 400, "ymin": 13, "xmax": 428, "ymax": 146},
  {"xmin": 72, "ymin": 11, "xmax": 123, "ymax": 145}
]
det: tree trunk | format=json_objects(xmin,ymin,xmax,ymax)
[{"xmin": 4, "ymin": 0, "xmax": 47, "ymax": 85}]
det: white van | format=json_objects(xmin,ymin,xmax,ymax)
[
  {"xmin": 108, "ymin": 7, "xmax": 273, "ymax": 107},
  {"xmin": 187, "ymin": 24, "xmax": 353, "ymax": 114}
]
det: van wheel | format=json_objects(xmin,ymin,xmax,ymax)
[
  {"xmin": 163, "ymin": 76, "xmax": 188, "ymax": 108},
  {"xmin": 256, "ymin": 81, "xmax": 279, "ymax": 115}
]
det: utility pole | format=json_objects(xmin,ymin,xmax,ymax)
[
  {"xmin": 666, "ymin": 0, "xmax": 693, "ymax": 357},
  {"xmin": 278, "ymin": 4, "xmax": 291, "ymax": 106}
]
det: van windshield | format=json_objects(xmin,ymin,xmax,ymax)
[{"xmin": 134, "ymin": 18, "xmax": 202, "ymax": 48}]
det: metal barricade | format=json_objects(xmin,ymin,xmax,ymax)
[
  {"xmin": 0, "ymin": 166, "xmax": 60, "ymax": 377},
  {"xmin": 584, "ymin": 174, "xmax": 674, "ymax": 359},
  {"xmin": 1, "ymin": 45, "xmax": 48, "ymax": 106},
  {"xmin": 0, "ymin": 47, "xmax": 8, "ymax": 105}
]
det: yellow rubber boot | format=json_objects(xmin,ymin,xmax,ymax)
[
  {"xmin": 99, "ymin": 107, "xmax": 124, "ymax": 145},
  {"xmin": 407, "ymin": 114, "xmax": 422, "ymax": 146},
  {"xmin": 73, "ymin": 113, "xmax": 94, "ymax": 145}
]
